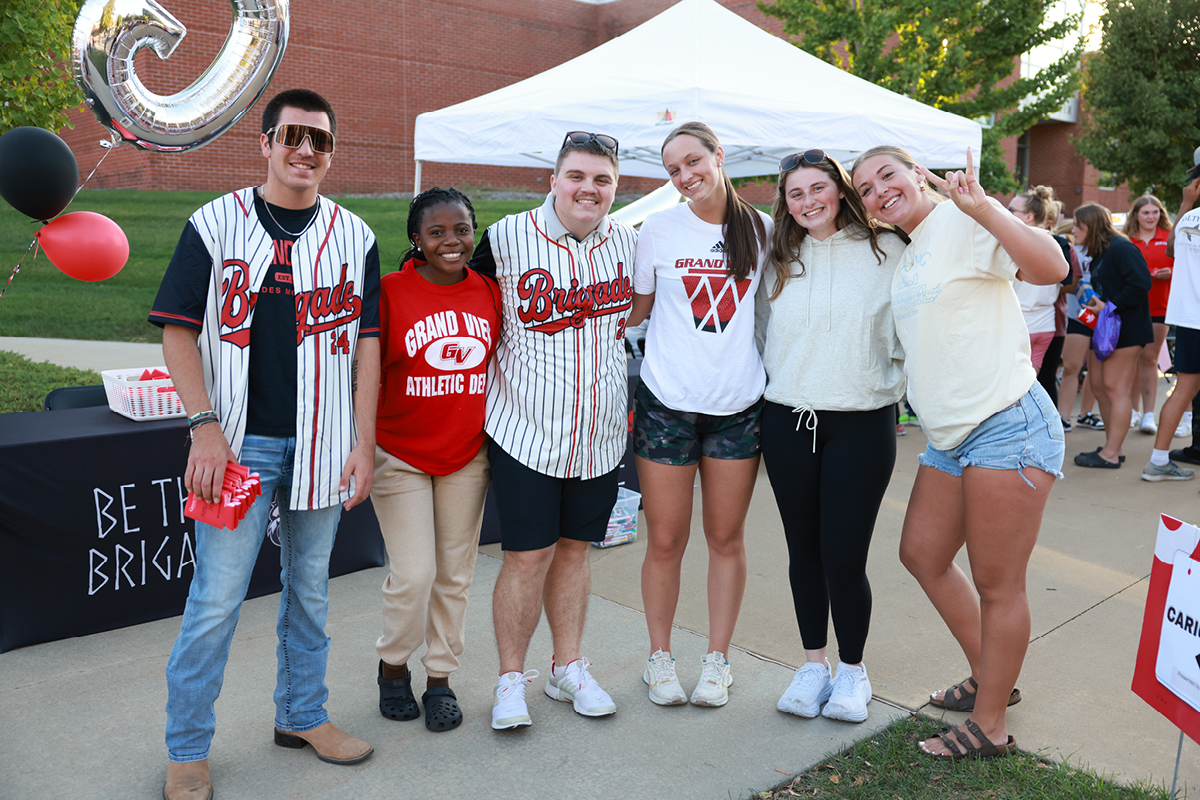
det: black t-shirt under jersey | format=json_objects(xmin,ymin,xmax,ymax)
[{"xmin": 149, "ymin": 193, "xmax": 381, "ymax": 436}]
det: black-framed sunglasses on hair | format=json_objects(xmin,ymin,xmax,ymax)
[
  {"xmin": 778, "ymin": 149, "xmax": 826, "ymax": 172},
  {"xmin": 266, "ymin": 124, "xmax": 336, "ymax": 154},
  {"xmin": 562, "ymin": 131, "xmax": 619, "ymax": 156}
]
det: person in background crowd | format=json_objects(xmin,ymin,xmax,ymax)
[
  {"xmin": 1008, "ymin": 187, "xmax": 1067, "ymax": 373},
  {"xmin": 852, "ymin": 145, "xmax": 1065, "ymax": 760},
  {"xmin": 371, "ymin": 188, "xmax": 501, "ymax": 733},
  {"xmin": 470, "ymin": 131, "xmax": 635, "ymax": 731},
  {"xmin": 758, "ymin": 149, "xmax": 907, "ymax": 723},
  {"xmin": 1071, "ymin": 204, "xmax": 1153, "ymax": 468},
  {"xmin": 627, "ymin": 121, "xmax": 770, "ymax": 709},
  {"xmin": 1144, "ymin": 172, "xmax": 1200, "ymax": 479},
  {"xmin": 1055, "ymin": 219, "xmax": 1101, "ymax": 431},
  {"xmin": 1123, "ymin": 195, "xmax": 1174, "ymax": 435},
  {"xmin": 149, "ymin": 88, "xmax": 380, "ymax": 800}
]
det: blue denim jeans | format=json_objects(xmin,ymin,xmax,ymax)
[{"xmin": 165, "ymin": 435, "xmax": 342, "ymax": 762}]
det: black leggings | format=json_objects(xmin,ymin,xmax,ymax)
[
  {"xmin": 761, "ymin": 402, "xmax": 896, "ymax": 664},
  {"xmin": 1036, "ymin": 335, "xmax": 1064, "ymax": 408}
]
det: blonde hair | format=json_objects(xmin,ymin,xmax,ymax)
[{"xmin": 1015, "ymin": 185, "xmax": 1058, "ymax": 228}]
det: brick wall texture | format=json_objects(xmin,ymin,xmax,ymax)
[{"xmin": 59, "ymin": 0, "xmax": 1119, "ymax": 211}]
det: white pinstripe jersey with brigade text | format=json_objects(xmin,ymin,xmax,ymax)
[
  {"xmin": 153, "ymin": 188, "xmax": 379, "ymax": 510},
  {"xmin": 478, "ymin": 195, "xmax": 637, "ymax": 479}
]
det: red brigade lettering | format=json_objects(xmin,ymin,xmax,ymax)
[
  {"xmin": 220, "ymin": 260, "xmax": 256, "ymax": 328},
  {"xmin": 516, "ymin": 263, "xmax": 632, "ymax": 328},
  {"xmin": 294, "ymin": 262, "xmax": 363, "ymax": 344}
]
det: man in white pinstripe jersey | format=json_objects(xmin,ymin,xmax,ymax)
[
  {"xmin": 470, "ymin": 132, "xmax": 637, "ymax": 730},
  {"xmin": 150, "ymin": 89, "xmax": 380, "ymax": 799}
]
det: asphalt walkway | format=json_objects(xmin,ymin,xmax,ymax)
[{"xmin": 2, "ymin": 337, "xmax": 1198, "ymax": 799}]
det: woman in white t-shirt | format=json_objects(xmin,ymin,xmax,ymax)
[
  {"xmin": 627, "ymin": 121, "xmax": 771, "ymax": 709},
  {"xmin": 1007, "ymin": 186, "xmax": 1067, "ymax": 370},
  {"xmin": 851, "ymin": 145, "xmax": 1066, "ymax": 761}
]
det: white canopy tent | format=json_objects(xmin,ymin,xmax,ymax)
[{"xmin": 413, "ymin": 0, "xmax": 981, "ymax": 192}]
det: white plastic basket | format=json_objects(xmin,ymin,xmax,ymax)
[
  {"xmin": 101, "ymin": 367, "xmax": 185, "ymax": 421},
  {"xmin": 592, "ymin": 487, "xmax": 641, "ymax": 548}
]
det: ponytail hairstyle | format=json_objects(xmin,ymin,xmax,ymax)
[
  {"xmin": 661, "ymin": 122, "xmax": 766, "ymax": 282},
  {"xmin": 1014, "ymin": 185, "xmax": 1058, "ymax": 229},
  {"xmin": 1072, "ymin": 203, "xmax": 1123, "ymax": 258},
  {"xmin": 1121, "ymin": 194, "xmax": 1171, "ymax": 237},
  {"xmin": 401, "ymin": 186, "xmax": 477, "ymax": 267},
  {"xmin": 767, "ymin": 152, "xmax": 903, "ymax": 300}
]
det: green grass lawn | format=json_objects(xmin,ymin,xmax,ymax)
[
  {"xmin": 0, "ymin": 190, "xmax": 543, "ymax": 343},
  {"xmin": 753, "ymin": 715, "xmax": 1177, "ymax": 800}
]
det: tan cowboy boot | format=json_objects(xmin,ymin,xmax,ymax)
[
  {"xmin": 163, "ymin": 759, "xmax": 212, "ymax": 800},
  {"xmin": 273, "ymin": 721, "xmax": 373, "ymax": 765}
]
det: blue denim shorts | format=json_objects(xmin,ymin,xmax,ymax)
[{"xmin": 918, "ymin": 383, "xmax": 1065, "ymax": 487}]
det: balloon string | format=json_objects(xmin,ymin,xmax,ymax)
[
  {"xmin": 74, "ymin": 139, "xmax": 118, "ymax": 199},
  {"xmin": 0, "ymin": 237, "xmax": 39, "ymax": 301}
]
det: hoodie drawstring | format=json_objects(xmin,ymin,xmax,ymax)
[{"xmin": 792, "ymin": 404, "xmax": 818, "ymax": 453}]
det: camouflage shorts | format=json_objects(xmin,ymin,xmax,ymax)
[{"xmin": 632, "ymin": 380, "xmax": 763, "ymax": 466}]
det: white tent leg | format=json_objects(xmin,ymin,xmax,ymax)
[{"xmin": 413, "ymin": 160, "xmax": 422, "ymax": 196}]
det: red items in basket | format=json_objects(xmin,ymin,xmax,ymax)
[
  {"xmin": 184, "ymin": 461, "xmax": 262, "ymax": 531},
  {"xmin": 139, "ymin": 368, "xmax": 170, "ymax": 381}
]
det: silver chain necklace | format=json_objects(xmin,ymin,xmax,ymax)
[{"xmin": 259, "ymin": 186, "xmax": 317, "ymax": 237}]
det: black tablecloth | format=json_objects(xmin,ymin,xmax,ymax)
[{"xmin": 0, "ymin": 406, "xmax": 384, "ymax": 653}]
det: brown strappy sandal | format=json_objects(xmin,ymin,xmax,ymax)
[
  {"xmin": 929, "ymin": 676, "xmax": 1021, "ymax": 711},
  {"xmin": 923, "ymin": 718, "xmax": 1019, "ymax": 761}
]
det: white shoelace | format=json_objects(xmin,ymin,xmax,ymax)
[
  {"xmin": 498, "ymin": 669, "xmax": 539, "ymax": 697},
  {"xmin": 649, "ymin": 653, "xmax": 676, "ymax": 684}
]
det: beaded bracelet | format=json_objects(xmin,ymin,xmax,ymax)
[{"xmin": 188, "ymin": 409, "xmax": 218, "ymax": 426}]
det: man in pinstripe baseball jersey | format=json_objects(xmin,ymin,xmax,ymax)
[
  {"xmin": 470, "ymin": 132, "xmax": 637, "ymax": 730},
  {"xmin": 149, "ymin": 89, "xmax": 380, "ymax": 800}
]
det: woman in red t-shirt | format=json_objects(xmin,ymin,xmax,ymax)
[
  {"xmin": 1124, "ymin": 195, "xmax": 1173, "ymax": 433},
  {"xmin": 370, "ymin": 188, "xmax": 501, "ymax": 732}
]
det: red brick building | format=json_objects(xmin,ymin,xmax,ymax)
[{"xmin": 61, "ymin": 0, "xmax": 1122, "ymax": 212}]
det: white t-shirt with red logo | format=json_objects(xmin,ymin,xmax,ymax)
[
  {"xmin": 377, "ymin": 261, "xmax": 501, "ymax": 476},
  {"xmin": 634, "ymin": 202, "xmax": 770, "ymax": 415}
]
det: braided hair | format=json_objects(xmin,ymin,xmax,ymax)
[{"xmin": 401, "ymin": 187, "xmax": 477, "ymax": 267}]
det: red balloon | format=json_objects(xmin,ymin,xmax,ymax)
[{"xmin": 36, "ymin": 212, "xmax": 129, "ymax": 282}]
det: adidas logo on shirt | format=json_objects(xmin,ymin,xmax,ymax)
[{"xmin": 710, "ymin": 241, "xmax": 725, "ymax": 254}]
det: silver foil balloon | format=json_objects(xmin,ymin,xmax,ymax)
[{"xmin": 72, "ymin": 0, "xmax": 290, "ymax": 153}]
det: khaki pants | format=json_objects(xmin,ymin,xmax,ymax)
[{"xmin": 370, "ymin": 444, "xmax": 490, "ymax": 677}]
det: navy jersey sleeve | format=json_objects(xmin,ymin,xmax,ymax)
[
  {"xmin": 148, "ymin": 221, "xmax": 212, "ymax": 330},
  {"xmin": 468, "ymin": 229, "xmax": 498, "ymax": 279},
  {"xmin": 357, "ymin": 242, "xmax": 382, "ymax": 338}
]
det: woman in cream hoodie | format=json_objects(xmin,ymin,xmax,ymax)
[{"xmin": 757, "ymin": 150, "xmax": 907, "ymax": 723}]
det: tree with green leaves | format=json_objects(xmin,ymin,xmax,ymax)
[
  {"xmin": 1, "ymin": 0, "xmax": 85, "ymax": 132},
  {"xmin": 758, "ymin": 0, "xmax": 1083, "ymax": 193},
  {"xmin": 1075, "ymin": 0, "xmax": 1200, "ymax": 209}
]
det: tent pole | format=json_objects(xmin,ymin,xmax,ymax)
[{"xmin": 413, "ymin": 160, "xmax": 422, "ymax": 196}]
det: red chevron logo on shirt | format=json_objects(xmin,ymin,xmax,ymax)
[{"xmin": 681, "ymin": 272, "xmax": 751, "ymax": 333}]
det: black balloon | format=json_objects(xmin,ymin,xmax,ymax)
[{"xmin": 0, "ymin": 127, "xmax": 79, "ymax": 220}]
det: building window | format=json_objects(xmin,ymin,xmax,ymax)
[{"xmin": 1016, "ymin": 131, "xmax": 1031, "ymax": 187}]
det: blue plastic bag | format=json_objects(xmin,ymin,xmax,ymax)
[{"xmin": 1092, "ymin": 303, "xmax": 1121, "ymax": 361}]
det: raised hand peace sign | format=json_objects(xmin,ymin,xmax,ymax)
[{"xmin": 917, "ymin": 148, "xmax": 989, "ymax": 218}]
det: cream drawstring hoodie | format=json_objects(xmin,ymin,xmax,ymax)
[{"xmin": 756, "ymin": 225, "xmax": 907, "ymax": 439}]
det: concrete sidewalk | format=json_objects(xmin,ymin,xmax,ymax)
[{"xmin": 2, "ymin": 338, "xmax": 1199, "ymax": 798}]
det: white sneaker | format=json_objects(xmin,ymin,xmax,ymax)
[
  {"xmin": 544, "ymin": 658, "xmax": 616, "ymax": 717},
  {"xmin": 643, "ymin": 649, "xmax": 687, "ymax": 706},
  {"xmin": 1131, "ymin": 409, "xmax": 1141, "ymax": 428},
  {"xmin": 492, "ymin": 669, "xmax": 538, "ymax": 730},
  {"xmin": 689, "ymin": 651, "xmax": 733, "ymax": 707},
  {"xmin": 777, "ymin": 659, "xmax": 832, "ymax": 718},
  {"xmin": 821, "ymin": 662, "xmax": 872, "ymax": 723},
  {"xmin": 1140, "ymin": 412, "xmax": 1158, "ymax": 434},
  {"xmin": 1177, "ymin": 412, "xmax": 1194, "ymax": 439}
]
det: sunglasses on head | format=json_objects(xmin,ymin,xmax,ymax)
[
  {"xmin": 562, "ymin": 131, "xmax": 619, "ymax": 157},
  {"xmin": 266, "ymin": 124, "xmax": 336, "ymax": 154},
  {"xmin": 778, "ymin": 149, "xmax": 826, "ymax": 172}
]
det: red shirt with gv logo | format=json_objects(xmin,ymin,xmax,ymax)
[{"xmin": 377, "ymin": 260, "xmax": 502, "ymax": 475}]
